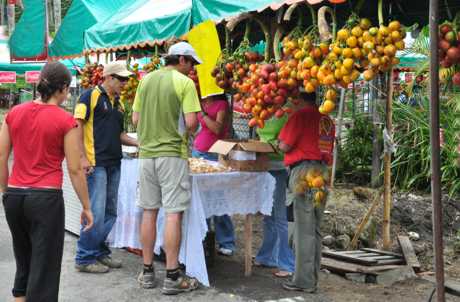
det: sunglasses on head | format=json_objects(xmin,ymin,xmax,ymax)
[{"xmin": 112, "ymin": 74, "xmax": 130, "ymax": 82}]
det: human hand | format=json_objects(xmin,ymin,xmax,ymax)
[
  {"xmin": 81, "ymin": 209, "xmax": 94, "ymax": 232},
  {"xmin": 81, "ymin": 157, "xmax": 93, "ymax": 175}
]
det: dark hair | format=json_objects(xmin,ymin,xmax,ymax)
[
  {"xmin": 37, "ymin": 62, "xmax": 72, "ymax": 102},
  {"xmin": 299, "ymin": 91, "xmax": 317, "ymax": 104},
  {"xmin": 164, "ymin": 55, "xmax": 194, "ymax": 66}
]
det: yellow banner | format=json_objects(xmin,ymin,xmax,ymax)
[{"xmin": 187, "ymin": 20, "xmax": 224, "ymax": 98}]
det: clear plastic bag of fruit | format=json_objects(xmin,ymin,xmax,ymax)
[{"xmin": 288, "ymin": 161, "xmax": 330, "ymax": 207}]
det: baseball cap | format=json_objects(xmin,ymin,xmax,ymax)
[
  {"xmin": 167, "ymin": 42, "xmax": 203, "ymax": 64},
  {"xmin": 103, "ymin": 61, "xmax": 134, "ymax": 78}
]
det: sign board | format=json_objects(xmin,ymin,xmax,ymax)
[
  {"xmin": 25, "ymin": 71, "xmax": 40, "ymax": 83},
  {"xmin": 0, "ymin": 71, "xmax": 16, "ymax": 83}
]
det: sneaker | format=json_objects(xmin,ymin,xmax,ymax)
[
  {"xmin": 217, "ymin": 247, "xmax": 233, "ymax": 256},
  {"xmin": 162, "ymin": 273, "xmax": 199, "ymax": 295},
  {"xmin": 98, "ymin": 256, "xmax": 122, "ymax": 269},
  {"xmin": 282, "ymin": 281, "xmax": 317, "ymax": 293},
  {"xmin": 138, "ymin": 270, "xmax": 156, "ymax": 289},
  {"xmin": 75, "ymin": 262, "xmax": 110, "ymax": 274}
]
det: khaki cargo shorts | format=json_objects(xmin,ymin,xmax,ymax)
[{"xmin": 137, "ymin": 157, "xmax": 191, "ymax": 213}]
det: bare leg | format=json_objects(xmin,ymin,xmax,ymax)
[
  {"xmin": 164, "ymin": 212, "xmax": 183, "ymax": 269},
  {"xmin": 14, "ymin": 297, "xmax": 26, "ymax": 302},
  {"xmin": 140, "ymin": 209, "xmax": 158, "ymax": 265}
]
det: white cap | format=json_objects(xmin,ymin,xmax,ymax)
[
  {"xmin": 103, "ymin": 61, "xmax": 133, "ymax": 77},
  {"xmin": 167, "ymin": 42, "xmax": 202, "ymax": 64}
]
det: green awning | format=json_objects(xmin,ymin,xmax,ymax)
[
  {"xmin": 0, "ymin": 58, "xmax": 85, "ymax": 75},
  {"xmin": 9, "ymin": 0, "xmax": 47, "ymax": 60},
  {"xmin": 49, "ymin": 0, "xmax": 127, "ymax": 58},
  {"xmin": 84, "ymin": 0, "xmax": 283, "ymax": 52}
]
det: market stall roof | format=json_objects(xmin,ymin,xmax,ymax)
[
  {"xmin": 9, "ymin": 0, "xmax": 47, "ymax": 61},
  {"xmin": 83, "ymin": 0, "xmax": 286, "ymax": 53},
  {"xmin": 48, "ymin": 0, "xmax": 128, "ymax": 59},
  {"xmin": 0, "ymin": 58, "xmax": 85, "ymax": 75}
]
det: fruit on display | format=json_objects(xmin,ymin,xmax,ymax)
[
  {"xmin": 120, "ymin": 63, "xmax": 139, "ymax": 104},
  {"xmin": 438, "ymin": 22, "xmax": 460, "ymax": 86},
  {"xmin": 143, "ymin": 55, "xmax": 162, "ymax": 73},
  {"xmin": 80, "ymin": 63, "xmax": 104, "ymax": 89},
  {"xmin": 293, "ymin": 166, "xmax": 329, "ymax": 207}
]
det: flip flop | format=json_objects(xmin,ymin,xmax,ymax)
[
  {"xmin": 252, "ymin": 260, "xmax": 276, "ymax": 268},
  {"xmin": 273, "ymin": 270, "xmax": 293, "ymax": 278}
]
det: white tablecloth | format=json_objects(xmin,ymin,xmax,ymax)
[{"xmin": 107, "ymin": 158, "xmax": 275, "ymax": 286}]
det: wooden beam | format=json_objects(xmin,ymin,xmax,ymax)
[
  {"xmin": 360, "ymin": 248, "xmax": 403, "ymax": 258},
  {"xmin": 349, "ymin": 189, "xmax": 383, "ymax": 249},
  {"xmin": 321, "ymin": 257, "xmax": 403, "ymax": 275},
  {"xmin": 397, "ymin": 235, "xmax": 421, "ymax": 272},
  {"xmin": 383, "ymin": 70, "xmax": 394, "ymax": 250},
  {"xmin": 322, "ymin": 250, "xmax": 378, "ymax": 265}
]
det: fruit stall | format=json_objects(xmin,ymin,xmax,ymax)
[{"xmin": 53, "ymin": 0, "xmax": 460, "ymax": 294}]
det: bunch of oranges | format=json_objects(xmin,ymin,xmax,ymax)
[
  {"xmin": 294, "ymin": 167, "xmax": 328, "ymax": 207},
  {"xmin": 120, "ymin": 63, "xmax": 140, "ymax": 104},
  {"xmin": 143, "ymin": 55, "xmax": 162, "ymax": 73},
  {"xmin": 80, "ymin": 63, "xmax": 104, "ymax": 89}
]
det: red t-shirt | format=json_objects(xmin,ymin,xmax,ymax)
[
  {"xmin": 279, "ymin": 105, "xmax": 333, "ymax": 166},
  {"xmin": 6, "ymin": 102, "xmax": 77, "ymax": 188}
]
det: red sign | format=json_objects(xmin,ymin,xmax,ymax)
[
  {"xmin": 0, "ymin": 71, "xmax": 16, "ymax": 83},
  {"xmin": 25, "ymin": 71, "xmax": 41, "ymax": 83},
  {"xmin": 8, "ymin": 0, "xmax": 15, "ymax": 4}
]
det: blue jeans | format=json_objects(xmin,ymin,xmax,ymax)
[
  {"xmin": 255, "ymin": 169, "xmax": 295, "ymax": 272},
  {"xmin": 192, "ymin": 149, "xmax": 235, "ymax": 250},
  {"xmin": 76, "ymin": 165, "xmax": 121, "ymax": 265}
]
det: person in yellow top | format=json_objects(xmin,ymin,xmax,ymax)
[{"xmin": 74, "ymin": 62, "xmax": 138, "ymax": 274}]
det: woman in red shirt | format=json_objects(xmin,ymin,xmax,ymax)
[{"xmin": 0, "ymin": 62, "xmax": 94, "ymax": 302}]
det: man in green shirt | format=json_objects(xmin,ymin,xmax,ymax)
[{"xmin": 132, "ymin": 42, "xmax": 202, "ymax": 294}]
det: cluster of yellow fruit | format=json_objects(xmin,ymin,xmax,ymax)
[
  {"xmin": 120, "ymin": 63, "xmax": 139, "ymax": 104},
  {"xmin": 143, "ymin": 55, "xmax": 162, "ymax": 73},
  {"xmin": 294, "ymin": 167, "xmax": 329, "ymax": 207},
  {"xmin": 281, "ymin": 18, "xmax": 405, "ymax": 116}
]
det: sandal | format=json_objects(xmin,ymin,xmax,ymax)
[{"xmin": 273, "ymin": 270, "xmax": 293, "ymax": 278}]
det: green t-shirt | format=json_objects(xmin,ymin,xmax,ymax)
[
  {"xmin": 133, "ymin": 68, "xmax": 201, "ymax": 159},
  {"xmin": 256, "ymin": 115, "xmax": 288, "ymax": 161}
]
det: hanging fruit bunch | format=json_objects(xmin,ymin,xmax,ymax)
[
  {"xmin": 120, "ymin": 63, "xmax": 140, "ymax": 104},
  {"xmin": 294, "ymin": 166, "xmax": 329, "ymax": 207},
  {"xmin": 143, "ymin": 55, "xmax": 162, "ymax": 73},
  {"xmin": 211, "ymin": 42, "xmax": 263, "ymax": 92},
  {"xmin": 438, "ymin": 22, "xmax": 460, "ymax": 86},
  {"xmin": 80, "ymin": 63, "xmax": 104, "ymax": 89}
]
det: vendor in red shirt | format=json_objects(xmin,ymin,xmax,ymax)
[{"xmin": 278, "ymin": 91, "xmax": 335, "ymax": 293}]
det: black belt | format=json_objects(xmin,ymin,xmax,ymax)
[{"xmin": 6, "ymin": 187, "xmax": 62, "ymax": 195}]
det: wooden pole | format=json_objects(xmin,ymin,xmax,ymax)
[
  {"xmin": 429, "ymin": 0, "xmax": 445, "ymax": 300},
  {"xmin": 330, "ymin": 88, "xmax": 346, "ymax": 188},
  {"xmin": 371, "ymin": 77, "xmax": 382, "ymax": 187},
  {"xmin": 383, "ymin": 70, "xmax": 394, "ymax": 250},
  {"xmin": 350, "ymin": 189, "xmax": 383, "ymax": 250}
]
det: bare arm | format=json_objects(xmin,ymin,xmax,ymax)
[
  {"xmin": 120, "ymin": 132, "xmax": 138, "ymax": 147},
  {"xmin": 64, "ymin": 128, "xmax": 93, "ymax": 231},
  {"xmin": 201, "ymin": 110, "xmax": 226, "ymax": 135},
  {"xmin": 279, "ymin": 140, "xmax": 293, "ymax": 153},
  {"xmin": 185, "ymin": 112, "xmax": 198, "ymax": 133},
  {"xmin": 0, "ymin": 120, "xmax": 11, "ymax": 192},
  {"xmin": 132, "ymin": 112, "xmax": 139, "ymax": 127},
  {"xmin": 76, "ymin": 119, "xmax": 93, "ymax": 175}
]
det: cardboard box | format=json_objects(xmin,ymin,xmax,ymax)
[{"xmin": 208, "ymin": 139, "xmax": 274, "ymax": 171}]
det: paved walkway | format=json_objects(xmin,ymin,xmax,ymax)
[{"xmin": 0, "ymin": 203, "xmax": 332, "ymax": 302}]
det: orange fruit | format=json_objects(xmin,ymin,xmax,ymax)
[
  {"xmin": 352, "ymin": 26, "xmax": 363, "ymax": 37},
  {"xmin": 379, "ymin": 25, "xmax": 390, "ymax": 36},
  {"xmin": 384, "ymin": 44, "xmax": 397, "ymax": 57},
  {"xmin": 360, "ymin": 18, "xmax": 371, "ymax": 30},
  {"xmin": 351, "ymin": 69, "xmax": 360, "ymax": 81},
  {"xmin": 314, "ymin": 190, "xmax": 326, "ymax": 204},
  {"xmin": 342, "ymin": 75, "xmax": 352, "ymax": 84},
  {"xmin": 325, "ymin": 89, "xmax": 337, "ymax": 101},
  {"xmin": 337, "ymin": 29, "xmax": 350, "ymax": 41},
  {"xmin": 310, "ymin": 65, "xmax": 319, "ymax": 78},
  {"xmin": 333, "ymin": 44, "xmax": 342, "ymax": 55},
  {"xmin": 370, "ymin": 57, "xmax": 381, "ymax": 67},
  {"xmin": 369, "ymin": 27, "xmax": 379, "ymax": 36},
  {"xmin": 319, "ymin": 43, "xmax": 330, "ymax": 55},
  {"xmin": 352, "ymin": 47, "xmax": 362, "ymax": 59},
  {"xmin": 388, "ymin": 20, "xmax": 401, "ymax": 31},
  {"xmin": 391, "ymin": 57, "xmax": 400, "ymax": 66},
  {"xmin": 327, "ymin": 52, "xmax": 338, "ymax": 61},
  {"xmin": 305, "ymin": 82, "xmax": 316, "ymax": 93},
  {"xmin": 311, "ymin": 176, "xmax": 325, "ymax": 188},
  {"xmin": 340, "ymin": 65, "xmax": 351, "ymax": 75},
  {"xmin": 391, "ymin": 30, "xmax": 401, "ymax": 41},
  {"xmin": 376, "ymin": 45, "xmax": 385, "ymax": 55},
  {"xmin": 342, "ymin": 48, "xmax": 353, "ymax": 58},
  {"xmin": 334, "ymin": 68, "xmax": 342, "ymax": 80},
  {"xmin": 318, "ymin": 105, "xmax": 326, "ymax": 115},
  {"xmin": 324, "ymin": 74, "xmax": 336, "ymax": 85},
  {"xmin": 303, "ymin": 56, "xmax": 315, "ymax": 68},
  {"xmin": 294, "ymin": 180, "xmax": 309, "ymax": 194},
  {"xmin": 363, "ymin": 41, "xmax": 375, "ymax": 51},
  {"xmin": 395, "ymin": 40, "xmax": 405, "ymax": 50},
  {"xmin": 343, "ymin": 58, "xmax": 354, "ymax": 69},
  {"xmin": 363, "ymin": 69, "xmax": 374, "ymax": 81},
  {"xmin": 322, "ymin": 100, "xmax": 336, "ymax": 113},
  {"xmin": 346, "ymin": 36, "xmax": 358, "ymax": 48}
]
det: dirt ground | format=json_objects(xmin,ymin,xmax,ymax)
[{"xmin": 226, "ymin": 185, "xmax": 460, "ymax": 301}]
